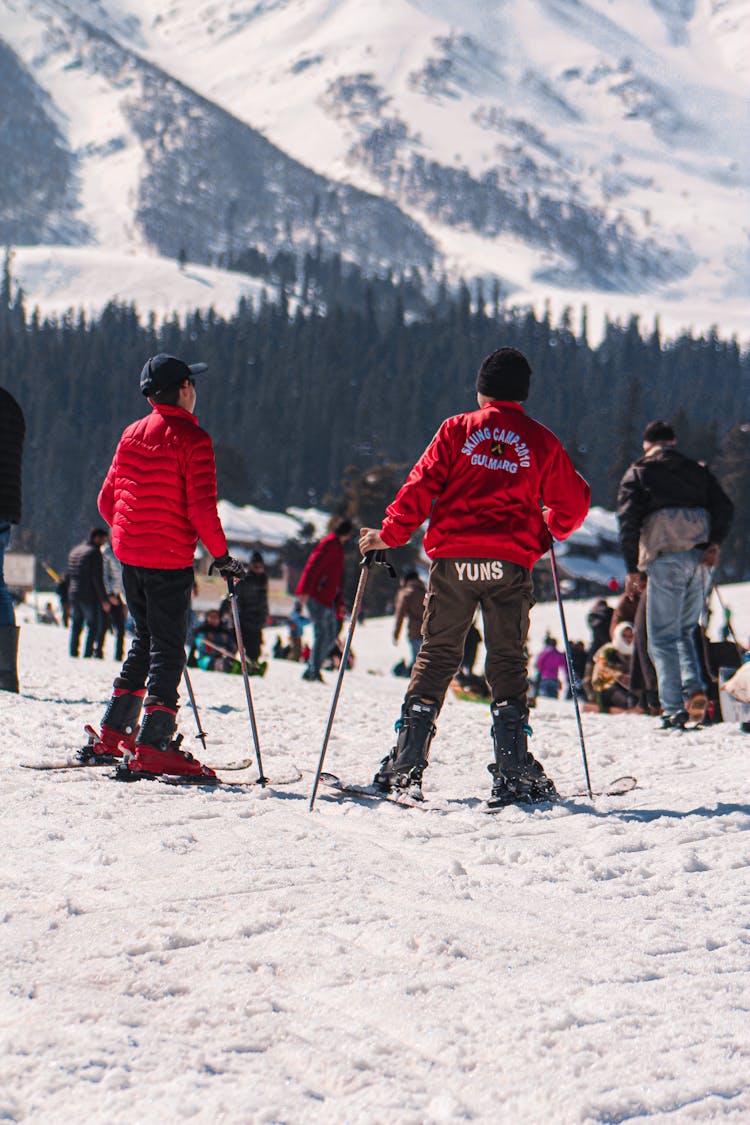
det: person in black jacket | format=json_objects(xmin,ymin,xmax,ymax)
[
  {"xmin": 227, "ymin": 550, "xmax": 269, "ymax": 670},
  {"xmin": 616, "ymin": 420, "xmax": 733, "ymax": 729},
  {"xmin": 67, "ymin": 528, "xmax": 110, "ymax": 658},
  {"xmin": 0, "ymin": 385, "xmax": 25, "ymax": 692}
]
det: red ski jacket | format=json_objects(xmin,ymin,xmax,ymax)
[
  {"xmin": 98, "ymin": 404, "xmax": 228, "ymax": 570},
  {"xmin": 380, "ymin": 401, "xmax": 590, "ymax": 568},
  {"xmin": 295, "ymin": 533, "xmax": 345, "ymax": 607}
]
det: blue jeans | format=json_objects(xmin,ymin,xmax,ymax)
[
  {"xmin": 645, "ymin": 549, "xmax": 707, "ymax": 716},
  {"xmin": 306, "ymin": 598, "xmax": 337, "ymax": 676},
  {"xmin": 0, "ymin": 523, "xmax": 15, "ymax": 627}
]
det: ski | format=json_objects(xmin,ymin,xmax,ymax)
[
  {"xmin": 483, "ymin": 774, "xmax": 638, "ymax": 811},
  {"xmin": 318, "ymin": 772, "xmax": 428, "ymax": 809},
  {"xmin": 21, "ymin": 754, "xmax": 256, "ymax": 773},
  {"xmin": 20, "ymin": 760, "xmax": 109, "ymax": 771},
  {"xmin": 318, "ymin": 772, "xmax": 637, "ymax": 812},
  {"xmin": 21, "ymin": 721, "xmax": 257, "ymax": 773},
  {"xmin": 149, "ymin": 766, "xmax": 302, "ymax": 790}
]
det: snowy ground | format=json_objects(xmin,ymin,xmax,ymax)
[{"xmin": 2, "ymin": 588, "xmax": 749, "ymax": 1124}]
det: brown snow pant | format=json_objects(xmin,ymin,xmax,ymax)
[{"xmin": 407, "ymin": 558, "xmax": 534, "ymax": 709}]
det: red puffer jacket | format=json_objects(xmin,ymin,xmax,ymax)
[
  {"xmin": 98, "ymin": 405, "xmax": 228, "ymax": 570},
  {"xmin": 380, "ymin": 401, "xmax": 590, "ymax": 568},
  {"xmin": 295, "ymin": 534, "xmax": 345, "ymax": 607}
]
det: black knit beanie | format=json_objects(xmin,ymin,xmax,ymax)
[{"xmin": 476, "ymin": 347, "xmax": 532, "ymax": 402}]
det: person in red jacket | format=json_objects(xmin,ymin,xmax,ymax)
[
  {"xmin": 88, "ymin": 353, "xmax": 244, "ymax": 780},
  {"xmin": 295, "ymin": 518, "xmax": 352, "ymax": 682},
  {"xmin": 359, "ymin": 347, "xmax": 590, "ymax": 805}
]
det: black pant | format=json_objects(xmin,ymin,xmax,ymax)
[
  {"xmin": 70, "ymin": 600, "xmax": 103, "ymax": 658},
  {"xmin": 408, "ymin": 558, "xmax": 534, "ymax": 708},
  {"xmin": 240, "ymin": 623, "xmax": 263, "ymax": 661},
  {"xmin": 120, "ymin": 565, "xmax": 193, "ymax": 709},
  {"xmin": 99, "ymin": 599, "xmax": 127, "ymax": 661}
]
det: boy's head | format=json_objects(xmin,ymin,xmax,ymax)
[
  {"xmin": 140, "ymin": 354, "xmax": 208, "ymax": 406},
  {"xmin": 476, "ymin": 347, "xmax": 531, "ymax": 403}
]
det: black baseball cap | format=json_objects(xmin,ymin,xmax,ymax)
[{"xmin": 140, "ymin": 353, "xmax": 208, "ymax": 397}]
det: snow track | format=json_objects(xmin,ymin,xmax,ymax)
[{"xmin": 2, "ymin": 598, "xmax": 749, "ymax": 1122}]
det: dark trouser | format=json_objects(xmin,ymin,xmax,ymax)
[
  {"xmin": 240, "ymin": 623, "xmax": 263, "ymax": 662},
  {"xmin": 408, "ymin": 558, "xmax": 533, "ymax": 709},
  {"xmin": 119, "ymin": 565, "xmax": 193, "ymax": 710},
  {"xmin": 70, "ymin": 600, "xmax": 103, "ymax": 658},
  {"xmin": 108, "ymin": 600, "xmax": 127, "ymax": 661}
]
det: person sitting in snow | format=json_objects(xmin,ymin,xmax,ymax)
[
  {"xmin": 194, "ymin": 608, "xmax": 237, "ymax": 671},
  {"xmin": 588, "ymin": 622, "xmax": 635, "ymax": 713}
]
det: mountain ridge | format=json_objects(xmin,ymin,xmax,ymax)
[{"xmin": 1, "ymin": 0, "xmax": 748, "ymax": 328}]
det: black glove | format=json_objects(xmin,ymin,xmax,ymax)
[{"xmin": 213, "ymin": 553, "xmax": 246, "ymax": 579}]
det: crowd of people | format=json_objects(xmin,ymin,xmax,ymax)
[{"xmin": 1, "ymin": 343, "xmax": 746, "ymax": 795}]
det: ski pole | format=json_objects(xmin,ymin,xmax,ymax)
[
  {"xmin": 226, "ymin": 575, "xmax": 267, "ymax": 787},
  {"xmin": 309, "ymin": 550, "xmax": 395, "ymax": 812},
  {"xmin": 182, "ymin": 663, "xmax": 208, "ymax": 753},
  {"xmin": 548, "ymin": 537, "xmax": 593, "ymax": 798}
]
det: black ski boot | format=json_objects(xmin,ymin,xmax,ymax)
[
  {"xmin": 660, "ymin": 709, "xmax": 688, "ymax": 730},
  {"xmin": 487, "ymin": 699, "xmax": 556, "ymax": 807},
  {"xmin": 373, "ymin": 699, "xmax": 439, "ymax": 800}
]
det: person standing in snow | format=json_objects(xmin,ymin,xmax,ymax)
[
  {"xmin": 67, "ymin": 528, "xmax": 110, "ymax": 659},
  {"xmin": 616, "ymin": 420, "xmax": 733, "ymax": 729},
  {"xmin": 295, "ymin": 518, "xmax": 352, "ymax": 682},
  {"xmin": 359, "ymin": 347, "xmax": 590, "ymax": 805},
  {"xmin": 0, "ymin": 385, "xmax": 25, "ymax": 692},
  {"xmin": 392, "ymin": 568, "xmax": 427, "ymax": 669},
  {"xmin": 89, "ymin": 353, "xmax": 244, "ymax": 780},
  {"xmin": 97, "ymin": 541, "xmax": 127, "ymax": 660},
  {"xmin": 532, "ymin": 634, "xmax": 568, "ymax": 699}
]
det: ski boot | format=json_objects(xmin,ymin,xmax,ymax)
[
  {"xmin": 115, "ymin": 700, "xmax": 217, "ymax": 782},
  {"xmin": 487, "ymin": 699, "xmax": 556, "ymax": 807},
  {"xmin": 661, "ymin": 708, "xmax": 689, "ymax": 730},
  {"xmin": 373, "ymin": 698, "xmax": 439, "ymax": 801},
  {"xmin": 78, "ymin": 681, "xmax": 146, "ymax": 764}
]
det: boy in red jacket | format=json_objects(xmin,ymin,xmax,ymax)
[
  {"xmin": 89, "ymin": 353, "xmax": 244, "ymax": 780},
  {"xmin": 360, "ymin": 347, "xmax": 590, "ymax": 805}
]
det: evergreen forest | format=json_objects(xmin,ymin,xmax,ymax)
[{"xmin": 1, "ymin": 253, "xmax": 748, "ymax": 582}]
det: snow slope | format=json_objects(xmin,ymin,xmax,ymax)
[
  {"xmin": 10, "ymin": 247, "xmax": 273, "ymax": 322},
  {"xmin": 2, "ymin": 585, "xmax": 749, "ymax": 1122}
]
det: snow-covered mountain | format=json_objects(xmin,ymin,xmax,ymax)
[{"xmin": 1, "ymin": 0, "xmax": 748, "ymax": 334}]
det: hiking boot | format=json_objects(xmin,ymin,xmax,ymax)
[
  {"xmin": 302, "ymin": 668, "xmax": 324, "ymax": 682},
  {"xmin": 374, "ymin": 698, "xmax": 438, "ymax": 795},
  {"xmin": 661, "ymin": 709, "xmax": 689, "ymax": 730},
  {"xmin": 115, "ymin": 702, "xmax": 217, "ymax": 781},
  {"xmin": 488, "ymin": 699, "xmax": 557, "ymax": 804},
  {"xmin": 686, "ymin": 691, "xmax": 708, "ymax": 725},
  {"xmin": 79, "ymin": 682, "xmax": 146, "ymax": 763}
]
